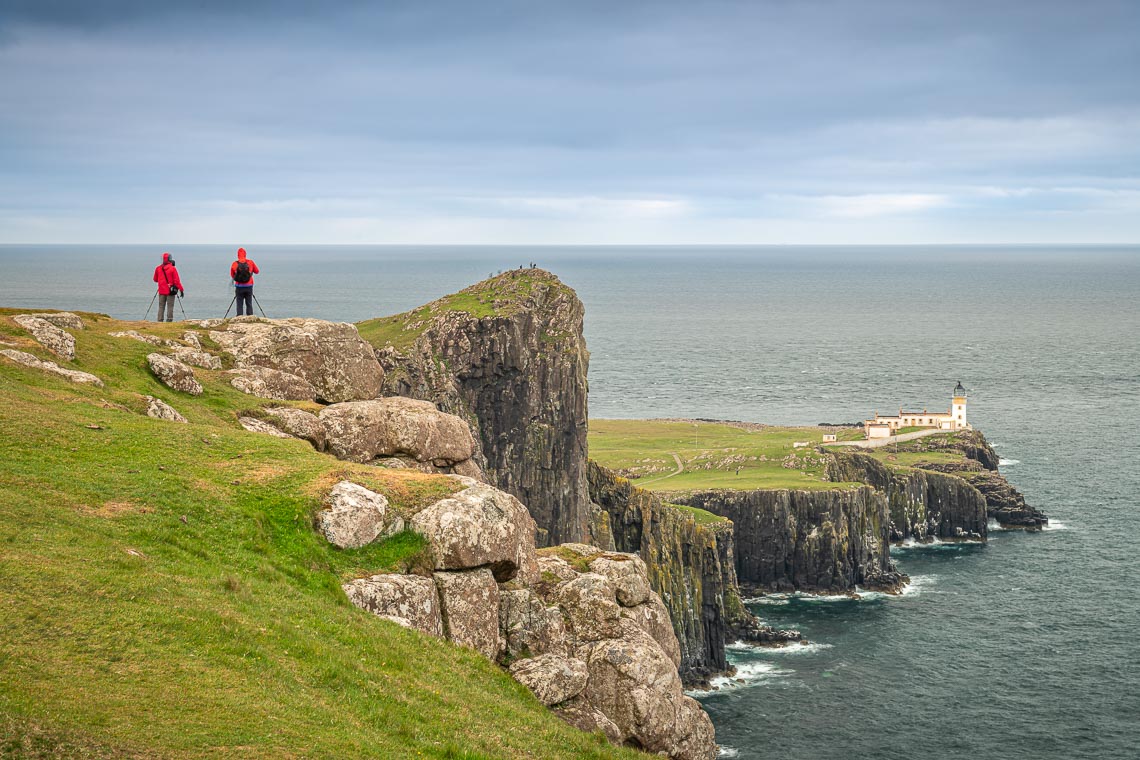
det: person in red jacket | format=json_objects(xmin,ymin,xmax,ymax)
[
  {"xmin": 152, "ymin": 252, "xmax": 184, "ymax": 322},
  {"xmin": 229, "ymin": 247, "xmax": 260, "ymax": 316}
]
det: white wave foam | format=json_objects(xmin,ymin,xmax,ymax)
[
  {"xmin": 725, "ymin": 639, "xmax": 832, "ymax": 655},
  {"xmin": 987, "ymin": 519, "xmax": 1008, "ymax": 532},
  {"xmin": 999, "ymin": 458, "xmax": 1020, "ymax": 466},
  {"xmin": 1042, "ymin": 520, "xmax": 1069, "ymax": 531},
  {"xmin": 718, "ymin": 748, "xmax": 740, "ymax": 758},
  {"xmin": 688, "ymin": 661, "xmax": 790, "ymax": 696}
]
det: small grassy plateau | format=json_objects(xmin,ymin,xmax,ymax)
[
  {"xmin": 0, "ymin": 309, "xmax": 638, "ymax": 759},
  {"xmin": 588, "ymin": 419, "xmax": 864, "ymax": 493}
]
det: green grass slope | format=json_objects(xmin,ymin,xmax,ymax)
[
  {"xmin": 0, "ymin": 309, "xmax": 638, "ymax": 759},
  {"xmin": 588, "ymin": 419, "xmax": 863, "ymax": 493}
]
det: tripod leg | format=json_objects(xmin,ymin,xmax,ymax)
[
  {"xmin": 223, "ymin": 294, "xmax": 236, "ymax": 320},
  {"xmin": 252, "ymin": 293, "xmax": 267, "ymax": 318},
  {"xmin": 144, "ymin": 291, "xmax": 158, "ymax": 321}
]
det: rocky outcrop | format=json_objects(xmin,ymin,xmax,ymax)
[
  {"xmin": 334, "ymin": 474, "xmax": 715, "ymax": 758},
  {"xmin": 411, "ymin": 477, "xmax": 538, "ymax": 583},
  {"xmin": 674, "ymin": 485, "xmax": 906, "ymax": 595},
  {"xmin": 316, "ymin": 481, "xmax": 402, "ymax": 549},
  {"xmin": 145, "ymin": 396, "xmax": 187, "ymax": 423},
  {"xmin": 960, "ymin": 469, "xmax": 1048, "ymax": 529},
  {"xmin": 147, "ymin": 353, "xmax": 202, "ymax": 396},
  {"xmin": 28, "ymin": 312, "xmax": 84, "ymax": 330},
  {"xmin": 826, "ymin": 450, "xmax": 989, "ymax": 541},
  {"xmin": 508, "ymin": 653, "xmax": 588, "ymax": 707},
  {"xmin": 210, "ymin": 318, "xmax": 383, "ymax": 403},
  {"xmin": 0, "ymin": 349, "xmax": 103, "ymax": 386},
  {"xmin": 228, "ymin": 367, "xmax": 317, "ymax": 401},
  {"xmin": 588, "ymin": 461, "xmax": 752, "ymax": 685},
  {"xmin": 263, "ymin": 407, "xmax": 326, "ymax": 450},
  {"xmin": 342, "ymin": 574, "xmax": 443, "ymax": 637},
  {"xmin": 435, "ymin": 568, "xmax": 502, "ymax": 659},
  {"xmin": 13, "ymin": 315, "xmax": 76, "ymax": 360},
  {"xmin": 320, "ymin": 397, "xmax": 477, "ymax": 467},
  {"xmin": 369, "ymin": 269, "xmax": 591, "ymax": 546},
  {"xmin": 170, "ymin": 347, "xmax": 222, "ymax": 370},
  {"xmin": 239, "ymin": 416, "xmax": 294, "ymax": 437},
  {"xmin": 109, "ymin": 330, "xmax": 169, "ymax": 346}
]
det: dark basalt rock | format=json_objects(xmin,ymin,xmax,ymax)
[
  {"xmin": 826, "ymin": 450, "xmax": 990, "ymax": 543},
  {"xmin": 672, "ymin": 486, "xmax": 907, "ymax": 595},
  {"xmin": 373, "ymin": 270, "xmax": 591, "ymax": 545}
]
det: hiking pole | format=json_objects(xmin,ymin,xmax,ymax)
[
  {"xmin": 252, "ymin": 293, "xmax": 268, "ymax": 318},
  {"xmin": 143, "ymin": 291, "xmax": 158, "ymax": 321},
  {"xmin": 222, "ymin": 294, "xmax": 236, "ymax": 320}
]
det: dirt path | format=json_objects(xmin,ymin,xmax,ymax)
[{"xmin": 638, "ymin": 452, "xmax": 684, "ymax": 486}]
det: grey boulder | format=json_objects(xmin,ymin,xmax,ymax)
[
  {"xmin": 228, "ymin": 367, "xmax": 316, "ymax": 401},
  {"xmin": 209, "ymin": 318, "xmax": 383, "ymax": 403},
  {"xmin": 319, "ymin": 397, "xmax": 477, "ymax": 466},
  {"xmin": 411, "ymin": 478, "xmax": 538, "ymax": 582},
  {"xmin": 317, "ymin": 481, "xmax": 403, "ymax": 549},
  {"xmin": 343, "ymin": 574, "xmax": 443, "ymax": 638},
  {"xmin": 508, "ymin": 653, "xmax": 588, "ymax": 706},
  {"xmin": 147, "ymin": 353, "xmax": 202, "ymax": 395},
  {"xmin": 434, "ymin": 568, "xmax": 502, "ymax": 660},
  {"xmin": 145, "ymin": 396, "xmax": 188, "ymax": 423},
  {"xmin": 13, "ymin": 315, "xmax": 75, "ymax": 360},
  {"xmin": 1, "ymin": 349, "xmax": 103, "ymax": 387}
]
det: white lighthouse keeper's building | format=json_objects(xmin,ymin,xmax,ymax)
[{"xmin": 864, "ymin": 382, "xmax": 971, "ymax": 439}]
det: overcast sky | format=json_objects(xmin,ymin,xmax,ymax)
[{"xmin": 1, "ymin": 0, "xmax": 1138, "ymax": 244}]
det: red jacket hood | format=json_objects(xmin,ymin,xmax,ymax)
[
  {"xmin": 162, "ymin": 252, "xmax": 171, "ymax": 264},
  {"xmin": 237, "ymin": 248, "xmax": 247, "ymax": 261}
]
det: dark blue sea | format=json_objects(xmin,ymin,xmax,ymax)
[{"xmin": 2, "ymin": 245, "xmax": 1138, "ymax": 759}]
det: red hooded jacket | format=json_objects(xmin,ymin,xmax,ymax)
[
  {"xmin": 230, "ymin": 248, "xmax": 259, "ymax": 286},
  {"xmin": 153, "ymin": 253, "xmax": 184, "ymax": 296}
]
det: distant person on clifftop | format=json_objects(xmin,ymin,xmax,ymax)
[
  {"xmin": 152, "ymin": 252, "xmax": 184, "ymax": 322},
  {"xmin": 229, "ymin": 248, "xmax": 259, "ymax": 316}
]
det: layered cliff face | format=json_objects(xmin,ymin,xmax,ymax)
[
  {"xmin": 672, "ymin": 486, "xmax": 905, "ymax": 595},
  {"xmin": 875, "ymin": 430, "xmax": 1048, "ymax": 529},
  {"xmin": 360, "ymin": 270, "xmax": 591, "ymax": 546},
  {"xmin": 825, "ymin": 451, "xmax": 989, "ymax": 542},
  {"xmin": 588, "ymin": 461, "xmax": 757, "ymax": 685}
]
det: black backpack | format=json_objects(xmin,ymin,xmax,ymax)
[{"xmin": 234, "ymin": 261, "xmax": 252, "ymax": 284}]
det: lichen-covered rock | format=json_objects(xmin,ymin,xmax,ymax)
[
  {"xmin": 317, "ymin": 481, "xmax": 402, "ymax": 549},
  {"xmin": 579, "ymin": 621, "xmax": 715, "ymax": 759},
  {"xmin": 508, "ymin": 653, "xmax": 588, "ymax": 706},
  {"xmin": 13, "ymin": 315, "xmax": 75, "ymax": 360},
  {"xmin": 621, "ymin": 591, "xmax": 682, "ymax": 670},
  {"xmin": 263, "ymin": 406, "xmax": 326, "ymax": 450},
  {"xmin": 145, "ymin": 396, "xmax": 187, "ymax": 423},
  {"xmin": 550, "ymin": 696, "xmax": 623, "ymax": 744},
  {"xmin": 146, "ymin": 353, "xmax": 202, "ymax": 395},
  {"xmin": 556, "ymin": 573, "xmax": 622, "ymax": 642},
  {"xmin": 29, "ymin": 312, "xmax": 83, "ymax": 330},
  {"xmin": 170, "ymin": 347, "xmax": 222, "ymax": 370},
  {"xmin": 588, "ymin": 554, "xmax": 651, "ymax": 607},
  {"xmin": 535, "ymin": 554, "xmax": 579, "ymax": 588},
  {"xmin": 239, "ymin": 416, "xmax": 294, "ymax": 438},
  {"xmin": 434, "ymin": 568, "xmax": 502, "ymax": 659},
  {"xmin": 181, "ymin": 331, "xmax": 202, "ymax": 348},
  {"xmin": 499, "ymin": 588, "xmax": 567, "ymax": 657},
  {"xmin": 319, "ymin": 397, "xmax": 477, "ymax": 466},
  {"xmin": 209, "ymin": 318, "xmax": 383, "ymax": 403},
  {"xmin": 228, "ymin": 367, "xmax": 316, "ymax": 401},
  {"xmin": 343, "ymin": 574, "xmax": 443, "ymax": 638},
  {"xmin": 184, "ymin": 319, "xmax": 223, "ymax": 328},
  {"xmin": 1, "ymin": 349, "xmax": 103, "ymax": 387},
  {"xmin": 411, "ymin": 479, "xmax": 538, "ymax": 583},
  {"xmin": 371, "ymin": 269, "xmax": 591, "ymax": 545},
  {"xmin": 109, "ymin": 330, "xmax": 167, "ymax": 346}
]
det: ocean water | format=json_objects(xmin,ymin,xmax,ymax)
[{"xmin": 2, "ymin": 245, "xmax": 1138, "ymax": 759}]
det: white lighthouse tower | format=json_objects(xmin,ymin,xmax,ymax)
[{"xmin": 951, "ymin": 381, "xmax": 969, "ymax": 430}]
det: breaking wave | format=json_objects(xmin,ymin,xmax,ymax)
[{"xmin": 688, "ymin": 661, "xmax": 791, "ymax": 696}]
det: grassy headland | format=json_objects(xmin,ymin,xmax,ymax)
[
  {"xmin": 0, "ymin": 309, "xmax": 637, "ymax": 759},
  {"xmin": 588, "ymin": 419, "xmax": 864, "ymax": 493}
]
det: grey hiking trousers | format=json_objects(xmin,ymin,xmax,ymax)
[{"xmin": 157, "ymin": 293, "xmax": 175, "ymax": 322}]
